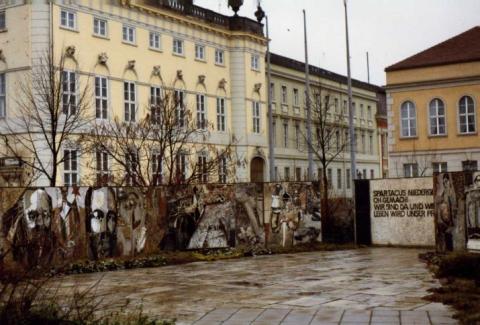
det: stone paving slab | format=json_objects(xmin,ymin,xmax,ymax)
[{"xmin": 56, "ymin": 248, "xmax": 458, "ymax": 325}]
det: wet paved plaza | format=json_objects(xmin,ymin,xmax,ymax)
[{"xmin": 59, "ymin": 248, "xmax": 457, "ymax": 324}]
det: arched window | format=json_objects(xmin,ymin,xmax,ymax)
[
  {"xmin": 429, "ymin": 98, "xmax": 446, "ymax": 135},
  {"xmin": 459, "ymin": 96, "xmax": 476, "ymax": 134},
  {"xmin": 400, "ymin": 101, "xmax": 416, "ymax": 137}
]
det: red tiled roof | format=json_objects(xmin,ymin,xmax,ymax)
[{"xmin": 385, "ymin": 26, "xmax": 480, "ymax": 72}]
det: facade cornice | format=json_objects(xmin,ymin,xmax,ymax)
[{"xmin": 385, "ymin": 75, "xmax": 480, "ymax": 92}]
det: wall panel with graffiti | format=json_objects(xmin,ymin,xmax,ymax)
[{"xmin": 0, "ymin": 182, "xmax": 322, "ymax": 268}]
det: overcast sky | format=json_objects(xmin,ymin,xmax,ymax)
[{"xmin": 194, "ymin": 0, "xmax": 480, "ymax": 86}]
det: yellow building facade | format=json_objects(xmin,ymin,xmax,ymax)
[
  {"xmin": 386, "ymin": 27, "xmax": 480, "ymax": 177},
  {"xmin": 0, "ymin": 0, "xmax": 268, "ymax": 185}
]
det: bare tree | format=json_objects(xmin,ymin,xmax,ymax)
[
  {"xmin": 0, "ymin": 50, "xmax": 92, "ymax": 186},
  {"xmin": 84, "ymin": 88, "xmax": 236, "ymax": 188},
  {"xmin": 304, "ymin": 88, "xmax": 349, "ymax": 242}
]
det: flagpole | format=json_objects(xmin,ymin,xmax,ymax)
[
  {"xmin": 266, "ymin": 15, "xmax": 275, "ymax": 181},
  {"xmin": 304, "ymin": 9, "xmax": 314, "ymax": 181}
]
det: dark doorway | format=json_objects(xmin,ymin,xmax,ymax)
[
  {"xmin": 355, "ymin": 179, "xmax": 372, "ymax": 245},
  {"xmin": 250, "ymin": 157, "xmax": 265, "ymax": 183}
]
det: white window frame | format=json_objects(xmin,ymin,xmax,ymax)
[
  {"xmin": 122, "ymin": 25, "xmax": 136, "ymax": 44},
  {"xmin": 195, "ymin": 43, "xmax": 205, "ymax": 61},
  {"xmin": 197, "ymin": 153, "xmax": 208, "ymax": 183},
  {"xmin": 458, "ymin": 95, "xmax": 476, "ymax": 134},
  {"xmin": 62, "ymin": 70, "xmax": 77, "ymax": 116},
  {"xmin": 150, "ymin": 86, "xmax": 162, "ymax": 125},
  {"xmin": 124, "ymin": 81, "xmax": 136, "ymax": 122},
  {"xmin": 429, "ymin": 98, "xmax": 446, "ymax": 136},
  {"xmin": 173, "ymin": 38, "xmax": 184, "ymax": 55},
  {"xmin": 252, "ymin": 101, "xmax": 260, "ymax": 134},
  {"xmin": 215, "ymin": 49, "xmax": 225, "ymax": 65},
  {"xmin": 96, "ymin": 150, "xmax": 109, "ymax": 186},
  {"xmin": 60, "ymin": 9, "xmax": 76, "ymax": 30},
  {"xmin": 216, "ymin": 97, "xmax": 226, "ymax": 132},
  {"xmin": 175, "ymin": 89, "xmax": 185, "ymax": 127},
  {"xmin": 251, "ymin": 54, "xmax": 259, "ymax": 70},
  {"xmin": 281, "ymin": 85, "xmax": 287, "ymax": 104},
  {"xmin": 93, "ymin": 17, "xmax": 108, "ymax": 37},
  {"xmin": 432, "ymin": 162, "xmax": 448, "ymax": 173},
  {"xmin": 400, "ymin": 101, "xmax": 417, "ymax": 137},
  {"xmin": 404, "ymin": 163, "xmax": 418, "ymax": 178},
  {"xmin": 176, "ymin": 152, "xmax": 187, "ymax": 183},
  {"xmin": 149, "ymin": 31, "xmax": 161, "ymax": 50},
  {"xmin": 196, "ymin": 94, "xmax": 207, "ymax": 129},
  {"xmin": 151, "ymin": 151, "xmax": 163, "ymax": 185},
  {"xmin": 95, "ymin": 76, "xmax": 108, "ymax": 120},
  {"xmin": 64, "ymin": 149, "xmax": 79, "ymax": 186},
  {"xmin": 293, "ymin": 88, "xmax": 299, "ymax": 106},
  {"xmin": 0, "ymin": 73, "xmax": 5, "ymax": 118}
]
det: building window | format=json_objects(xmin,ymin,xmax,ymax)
[
  {"xmin": 95, "ymin": 76, "xmax": 108, "ymax": 119},
  {"xmin": 295, "ymin": 122, "xmax": 300, "ymax": 149},
  {"xmin": 432, "ymin": 162, "xmax": 448, "ymax": 173},
  {"xmin": 0, "ymin": 11, "xmax": 5, "ymax": 30},
  {"xmin": 404, "ymin": 163, "xmax": 418, "ymax": 178},
  {"xmin": 149, "ymin": 31, "xmax": 161, "ymax": 50},
  {"xmin": 369, "ymin": 132, "xmax": 373, "ymax": 154},
  {"xmin": 197, "ymin": 154, "xmax": 208, "ymax": 183},
  {"xmin": 252, "ymin": 101, "xmax": 260, "ymax": 134},
  {"xmin": 150, "ymin": 86, "xmax": 162, "ymax": 125},
  {"xmin": 429, "ymin": 98, "xmax": 446, "ymax": 135},
  {"xmin": 293, "ymin": 88, "xmax": 299, "ymax": 106},
  {"xmin": 327, "ymin": 168, "xmax": 332, "ymax": 188},
  {"xmin": 361, "ymin": 132, "xmax": 366, "ymax": 153},
  {"xmin": 345, "ymin": 130, "xmax": 350, "ymax": 152},
  {"xmin": 462, "ymin": 160, "xmax": 477, "ymax": 172},
  {"xmin": 93, "ymin": 17, "xmax": 107, "ymax": 37},
  {"xmin": 216, "ymin": 97, "xmax": 226, "ymax": 131},
  {"xmin": 196, "ymin": 94, "xmax": 206, "ymax": 129},
  {"xmin": 281, "ymin": 85, "xmax": 287, "ymax": 104},
  {"xmin": 343, "ymin": 100, "xmax": 347, "ymax": 115},
  {"xmin": 173, "ymin": 38, "xmax": 184, "ymax": 55},
  {"xmin": 367, "ymin": 106, "xmax": 372, "ymax": 120},
  {"xmin": 335, "ymin": 130, "xmax": 340, "ymax": 151},
  {"xmin": 60, "ymin": 10, "xmax": 76, "ymax": 30},
  {"xmin": 459, "ymin": 96, "xmax": 476, "ymax": 134},
  {"xmin": 122, "ymin": 25, "xmax": 135, "ymax": 44},
  {"xmin": 370, "ymin": 169, "xmax": 374, "ymax": 179},
  {"xmin": 284, "ymin": 167, "xmax": 290, "ymax": 181},
  {"xmin": 283, "ymin": 120, "xmax": 288, "ymax": 147},
  {"xmin": 152, "ymin": 152, "xmax": 162, "ymax": 185},
  {"xmin": 270, "ymin": 83, "xmax": 275, "ymax": 101},
  {"xmin": 62, "ymin": 71, "xmax": 76, "ymax": 115},
  {"xmin": 400, "ymin": 101, "xmax": 416, "ymax": 137},
  {"xmin": 0, "ymin": 74, "xmax": 5, "ymax": 118},
  {"xmin": 251, "ymin": 54, "xmax": 259, "ymax": 70},
  {"xmin": 96, "ymin": 150, "xmax": 109, "ymax": 186},
  {"xmin": 175, "ymin": 90, "xmax": 185, "ymax": 127},
  {"xmin": 215, "ymin": 49, "xmax": 224, "ymax": 65},
  {"xmin": 195, "ymin": 44, "xmax": 205, "ymax": 60},
  {"xmin": 334, "ymin": 98, "xmax": 339, "ymax": 113},
  {"xmin": 346, "ymin": 168, "xmax": 351, "ymax": 189},
  {"xmin": 125, "ymin": 151, "xmax": 138, "ymax": 186},
  {"xmin": 360, "ymin": 104, "xmax": 364, "ymax": 118},
  {"xmin": 124, "ymin": 81, "xmax": 136, "ymax": 122},
  {"xmin": 176, "ymin": 153, "xmax": 187, "ymax": 183},
  {"xmin": 219, "ymin": 156, "xmax": 227, "ymax": 183},
  {"xmin": 64, "ymin": 149, "xmax": 78, "ymax": 186},
  {"xmin": 337, "ymin": 169, "xmax": 342, "ymax": 189},
  {"xmin": 362, "ymin": 169, "xmax": 367, "ymax": 179},
  {"xmin": 272, "ymin": 119, "xmax": 277, "ymax": 146},
  {"xmin": 352, "ymin": 102, "xmax": 356, "ymax": 117},
  {"xmin": 295, "ymin": 167, "xmax": 302, "ymax": 181}
]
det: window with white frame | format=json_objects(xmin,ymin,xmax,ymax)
[
  {"xmin": 334, "ymin": 98, "xmax": 339, "ymax": 113},
  {"xmin": 93, "ymin": 17, "xmax": 107, "ymax": 37},
  {"xmin": 429, "ymin": 98, "xmax": 446, "ymax": 135},
  {"xmin": 122, "ymin": 25, "xmax": 135, "ymax": 44},
  {"xmin": 295, "ymin": 122, "xmax": 300, "ymax": 149},
  {"xmin": 337, "ymin": 169, "xmax": 342, "ymax": 189},
  {"xmin": 173, "ymin": 38, "xmax": 184, "ymax": 55},
  {"xmin": 432, "ymin": 162, "xmax": 448, "ymax": 173},
  {"xmin": 152, "ymin": 152, "xmax": 162, "ymax": 185},
  {"xmin": 0, "ymin": 11, "xmax": 5, "ymax": 30},
  {"xmin": 459, "ymin": 96, "xmax": 476, "ymax": 134},
  {"xmin": 195, "ymin": 44, "xmax": 205, "ymax": 60},
  {"xmin": 124, "ymin": 81, "xmax": 136, "ymax": 122},
  {"xmin": 215, "ymin": 49, "xmax": 224, "ymax": 65},
  {"xmin": 175, "ymin": 89, "xmax": 185, "ymax": 127},
  {"xmin": 281, "ymin": 85, "xmax": 287, "ymax": 104},
  {"xmin": 149, "ymin": 31, "xmax": 161, "ymax": 50},
  {"xmin": 150, "ymin": 86, "xmax": 162, "ymax": 125},
  {"xmin": 96, "ymin": 150, "xmax": 109, "ymax": 186},
  {"xmin": 216, "ymin": 97, "xmax": 226, "ymax": 131},
  {"xmin": 363, "ymin": 169, "xmax": 367, "ymax": 179},
  {"xmin": 197, "ymin": 153, "xmax": 208, "ymax": 183},
  {"xmin": 176, "ymin": 152, "xmax": 187, "ymax": 183},
  {"xmin": 252, "ymin": 101, "xmax": 260, "ymax": 134},
  {"xmin": 0, "ymin": 73, "xmax": 5, "ymax": 118},
  {"xmin": 95, "ymin": 76, "xmax": 108, "ymax": 119},
  {"xmin": 369, "ymin": 132, "xmax": 373, "ymax": 154},
  {"xmin": 270, "ymin": 82, "xmax": 275, "ymax": 101},
  {"xmin": 400, "ymin": 101, "xmax": 416, "ymax": 137},
  {"xmin": 293, "ymin": 88, "xmax": 299, "ymax": 106},
  {"xmin": 361, "ymin": 132, "xmax": 366, "ymax": 153},
  {"xmin": 125, "ymin": 151, "xmax": 138, "ymax": 186},
  {"xmin": 404, "ymin": 163, "xmax": 418, "ymax": 178},
  {"xmin": 251, "ymin": 54, "xmax": 259, "ymax": 70},
  {"xmin": 219, "ymin": 156, "xmax": 227, "ymax": 183},
  {"xmin": 62, "ymin": 71, "xmax": 76, "ymax": 115},
  {"xmin": 283, "ymin": 120, "xmax": 288, "ymax": 147},
  {"xmin": 64, "ymin": 149, "xmax": 78, "ymax": 186},
  {"xmin": 60, "ymin": 10, "xmax": 76, "ymax": 30},
  {"xmin": 196, "ymin": 94, "xmax": 206, "ymax": 129}
]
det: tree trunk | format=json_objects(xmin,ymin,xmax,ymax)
[{"xmin": 321, "ymin": 167, "xmax": 331, "ymax": 243}]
